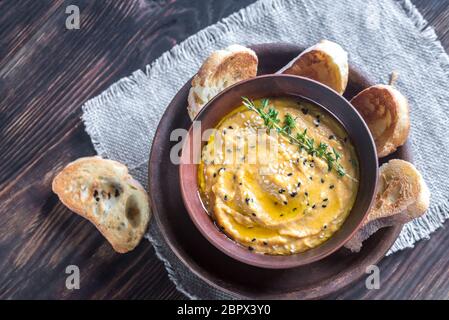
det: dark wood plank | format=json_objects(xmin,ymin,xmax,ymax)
[{"xmin": 0, "ymin": 0, "xmax": 448, "ymax": 299}]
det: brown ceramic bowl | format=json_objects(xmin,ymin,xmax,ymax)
[{"xmin": 179, "ymin": 74, "xmax": 378, "ymax": 269}]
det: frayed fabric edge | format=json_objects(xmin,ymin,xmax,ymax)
[{"xmin": 385, "ymin": 0, "xmax": 449, "ymax": 254}]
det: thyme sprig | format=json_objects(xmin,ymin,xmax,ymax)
[{"xmin": 242, "ymin": 97, "xmax": 355, "ymax": 180}]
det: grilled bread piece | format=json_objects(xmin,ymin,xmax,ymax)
[
  {"xmin": 52, "ymin": 156, "xmax": 150, "ymax": 253},
  {"xmin": 345, "ymin": 159, "xmax": 430, "ymax": 252},
  {"xmin": 278, "ymin": 40, "xmax": 349, "ymax": 94},
  {"xmin": 187, "ymin": 44, "xmax": 258, "ymax": 120},
  {"xmin": 350, "ymin": 85, "xmax": 410, "ymax": 158}
]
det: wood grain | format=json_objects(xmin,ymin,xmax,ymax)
[{"xmin": 0, "ymin": 0, "xmax": 448, "ymax": 299}]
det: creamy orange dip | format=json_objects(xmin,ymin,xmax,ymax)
[{"xmin": 198, "ymin": 97, "xmax": 359, "ymax": 255}]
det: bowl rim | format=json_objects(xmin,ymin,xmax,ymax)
[{"xmin": 179, "ymin": 74, "xmax": 378, "ymax": 269}]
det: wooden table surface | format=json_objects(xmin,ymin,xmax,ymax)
[{"xmin": 1, "ymin": 0, "xmax": 448, "ymax": 300}]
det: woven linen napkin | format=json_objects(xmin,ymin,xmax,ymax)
[{"xmin": 82, "ymin": 0, "xmax": 449, "ymax": 299}]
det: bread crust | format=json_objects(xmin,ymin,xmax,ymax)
[
  {"xmin": 187, "ymin": 44, "xmax": 258, "ymax": 120},
  {"xmin": 278, "ymin": 40, "xmax": 349, "ymax": 94},
  {"xmin": 350, "ymin": 85, "xmax": 410, "ymax": 158},
  {"xmin": 345, "ymin": 159, "xmax": 430, "ymax": 251},
  {"xmin": 368, "ymin": 159, "xmax": 429, "ymax": 222},
  {"xmin": 52, "ymin": 156, "xmax": 150, "ymax": 253}
]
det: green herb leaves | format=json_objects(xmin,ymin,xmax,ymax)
[
  {"xmin": 242, "ymin": 97, "xmax": 348, "ymax": 178},
  {"xmin": 253, "ymin": 98, "xmax": 280, "ymax": 129},
  {"xmin": 283, "ymin": 113, "xmax": 296, "ymax": 133}
]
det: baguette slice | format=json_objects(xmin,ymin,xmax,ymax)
[
  {"xmin": 278, "ymin": 40, "xmax": 349, "ymax": 94},
  {"xmin": 52, "ymin": 156, "xmax": 150, "ymax": 253},
  {"xmin": 345, "ymin": 159, "xmax": 430, "ymax": 252},
  {"xmin": 350, "ymin": 85, "xmax": 410, "ymax": 158},
  {"xmin": 187, "ymin": 44, "xmax": 258, "ymax": 120}
]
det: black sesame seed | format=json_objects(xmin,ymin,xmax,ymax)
[
  {"xmin": 252, "ymin": 213, "xmax": 256, "ymax": 217},
  {"xmin": 239, "ymin": 182, "xmax": 242, "ymax": 185},
  {"xmin": 224, "ymin": 195, "xmax": 228, "ymax": 201},
  {"xmin": 223, "ymin": 129, "xmax": 226, "ymax": 135},
  {"xmin": 228, "ymin": 126, "xmax": 233, "ymax": 129},
  {"xmin": 115, "ymin": 189, "xmax": 120, "ymax": 197},
  {"xmin": 312, "ymin": 204, "xmax": 316, "ymax": 209},
  {"xmin": 93, "ymin": 190, "xmax": 98, "ymax": 198},
  {"xmin": 96, "ymin": 197, "xmax": 100, "ymax": 202},
  {"xmin": 330, "ymin": 184, "xmax": 335, "ymax": 189},
  {"xmin": 252, "ymin": 238, "xmax": 256, "ymax": 242},
  {"xmin": 323, "ymin": 225, "xmax": 328, "ymax": 229},
  {"xmin": 283, "ymin": 201, "xmax": 288, "ymax": 205},
  {"xmin": 344, "ymin": 137, "xmax": 348, "ymax": 143},
  {"xmin": 287, "ymin": 173, "xmax": 293, "ymax": 176},
  {"xmin": 310, "ymin": 163, "xmax": 314, "ymax": 168},
  {"xmin": 279, "ymin": 188, "xmax": 285, "ymax": 194},
  {"xmin": 280, "ymin": 214, "xmax": 284, "ymax": 217},
  {"xmin": 213, "ymin": 173, "xmax": 217, "ymax": 178},
  {"xmin": 309, "ymin": 176, "xmax": 313, "ymax": 180},
  {"xmin": 290, "ymin": 191, "xmax": 298, "ymax": 197},
  {"xmin": 248, "ymin": 246, "xmax": 254, "ymax": 251},
  {"xmin": 305, "ymin": 192, "xmax": 309, "ymax": 196},
  {"xmin": 329, "ymin": 135, "xmax": 335, "ymax": 140},
  {"xmin": 322, "ymin": 204, "xmax": 327, "ymax": 208},
  {"xmin": 323, "ymin": 198, "xmax": 328, "ymax": 202},
  {"xmin": 293, "ymin": 208, "xmax": 297, "ymax": 211},
  {"xmin": 321, "ymin": 178, "xmax": 325, "ymax": 183},
  {"xmin": 301, "ymin": 108, "xmax": 309, "ymax": 115},
  {"xmin": 245, "ymin": 198, "xmax": 251, "ymax": 204},
  {"xmin": 297, "ymin": 182, "xmax": 301, "ymax": 187},
  {"xmin": 263, "ymin": 241, "xmax": 268, "ymax": 246}
]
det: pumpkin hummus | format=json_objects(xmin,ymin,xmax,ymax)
[{"xmin": 198, "ymin": 97, "xmax": 359, "ymax": 255}]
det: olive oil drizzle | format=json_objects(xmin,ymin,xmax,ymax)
[{"xmin": 242, "ymin": 97, "xmax": 358, "ymax": 182}]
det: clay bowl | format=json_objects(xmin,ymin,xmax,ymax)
[{"xmin": 179, "ymin": 74, "xmax": 378, "ymax": 269}]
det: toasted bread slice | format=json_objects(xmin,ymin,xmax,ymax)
[
  {"xmin": 350, "ymin": 85, "xmax": 410, "ymax": 158},
  {"xmin": 345, "ymin": 159, "xmax": 430, "ymax": 252},
  {"xmin": 52, "ymin": 156, "xmax": 150, "ymax": 253},
  {"xmin": 367, "ymin": 159, "xmax": 430, "ymax": 222},
  {"xmin": 187, "ymin": 44, "xmax": 258, "ymax": 120},
  {"xmin": 278, "ymin": 40, "xmax": 349, "ymax": 94}
]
